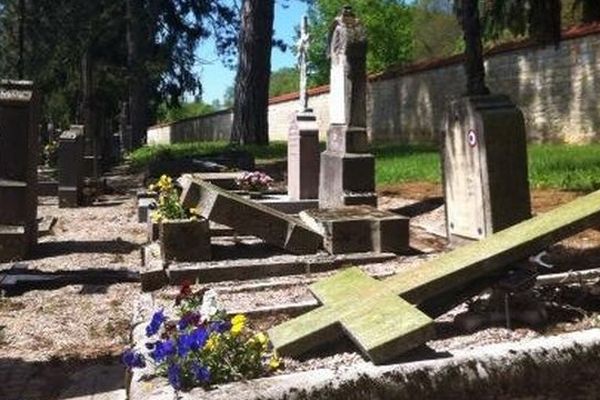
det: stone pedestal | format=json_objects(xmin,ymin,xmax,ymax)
[
  {"xmin": 0, "ymin": 81, "xmax": 39, "ymax": 262},
  {"xmin": 58, "ymin": 127, "xmax": 85, "ymax": 208},
  {"xmin": 319, "ymin": 125, "xmax": 377, "ymax": 208},
  {"xmin": 160, "ymin": 218, "xmax": 211, "ymax": 263},
  {"xmin": 443, "ymin": 94, "xmax": 531, "ymax": 242},
  {"xmin": 288, "ymin": 110, "xmax": 320, "ymax": 200},
  {"xmin": 300, "ymin": 206, "xmax": 409, "ymax": 254}
]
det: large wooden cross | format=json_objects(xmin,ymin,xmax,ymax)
[{"xmin": 268, "ymin": 190, "xmax": 600, "ymax": 364}]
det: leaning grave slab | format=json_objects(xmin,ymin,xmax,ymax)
[
  {"xmin": 179, "ymin": 176, "xmax": 322, "ymax": 255},
  {"xmin": 269, "ymin": 189, "xmax": 600, "ymax": 364}
]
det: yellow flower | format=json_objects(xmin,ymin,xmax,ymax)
[
  {"xmin": 230, "ymin": 314, "xmax": 247, "ymax": 336},
  {"xmin": 148, "ymin": 184, "xmax": 156, "ymax": 192},
  {"xmin": 268, "ymin": 354, "xmax": 281, "ymax": 370},
  {"xmin": 205, "ymin": 334, "xmax": 219, "ymax": 351},
  {"xmin": 253, "ymin": 332, "xmax": 269, "ymax": 349}
]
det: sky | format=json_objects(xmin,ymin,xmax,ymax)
[{"xmin": 195, "ymin": 1, "xmax": 308, "ymax": 104}]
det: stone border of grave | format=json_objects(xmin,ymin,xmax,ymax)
[
  {"xmin": 126, "ymin": 292, "xmax": 600, "ymax": 400},
  {"xmin": 140, "ymin": 241, "xmax": 397, "ymax": 292}
]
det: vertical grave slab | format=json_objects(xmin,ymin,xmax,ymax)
[
  {"xmin": 0, "ymin": 80, "xmax": 40, "ymax": 262},
  {"xmin": 180, "ymin": 177, "xmax": 322, "ymax": 255},
  {"xmin": 319, "ymin": 7, "xmax": 376, "ymax": 208},
  {"xmin": 58, "ymin": 126, "xmax": 85, "ymax": 208},
  {"xmin": 443, "ymin": 95, "xmax": 531, "ymax": 241},
  {"xmin": 269, "ymin": 189, "xmax": 600, "ymax": 363},
  {"xmin": 288, "ymin": 16, "xmax": 319, "ymax": 201}
]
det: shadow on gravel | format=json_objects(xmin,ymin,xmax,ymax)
[
  {"xmin": 33, "ymin": 239, "xmax": 140, "ymax": 257},
  {"xmin": 0, "ymin": 355, "xmax": 125, "ymax": 400}
]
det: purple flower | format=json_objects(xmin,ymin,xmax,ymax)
[
  {"xmin": 121, "ymin": 349, "xmax": 146, "ymax": 369},
  {"xmin": 150, "ymin": 339, "xmax": 175, "ymax": 362},
  {"xmin": 191, "ymin": 362, "xmax": 211, "ymax": 383},
  {"xmin": 146, "ymin": 309, "xmax": 166, "ymax": 337},
  {"xmin": 177, "ymin": 312, "xmax": 200, "ymax": 331},
  {"xmin": 167, "ymin": 363, "xmax": 182, "ymax": 390},
  {"xmin": 210, "ymin": 320, "xmax": 230, "ymax": 333}
]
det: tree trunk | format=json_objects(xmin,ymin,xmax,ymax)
[
  {"xmin": 17, "ymin": 0, "xmax": 25, "ymax": 79},
  {"xmin": 457, "ymin": 0, "xmax": 489, "ymax": 96},
  {"xmin": 126, "ymin": 0, "xmax": 148, "ymax": 150},
  {"xmin": 230, "ymin": 0, "xmax": 275, "ymax": 145}
]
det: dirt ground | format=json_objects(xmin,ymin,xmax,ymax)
[{"xmin": 1, "ymin": 172, "xmax": 600, "ymax": 399}]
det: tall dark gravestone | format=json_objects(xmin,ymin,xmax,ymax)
[
  {"xmin": 0, "ymin": 80, "xmax": 40, "ymax": 261},
  {"xmin": 319, "ymin": 7, "xmax": 377, "ymax": 208},
  {"xmin": 443, "ymin": 95, "xmax": 532, "ymax": 242},
  {"xmin": 58, "ymin": 126, "xmax": 85, "ymax": 208}
]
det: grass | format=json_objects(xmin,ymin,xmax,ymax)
[{"xmin": 129, "ymin": 141, "xmax": 600, "ymax": 192}]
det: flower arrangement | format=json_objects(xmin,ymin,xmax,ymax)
[
  {"xmin": 43, "ymin": 140, "xmax": 59, "ymax": 167},
  {"xmin": 236, "ymin": 171, "xmax": 274, "ymax": 193},
  {"xmin": 122, "ymin": 284, "xmax": 281, "ymax": 390},
  {"xmin": 149, "ymin": 175, "xmax": 197, "ymax": 223}
]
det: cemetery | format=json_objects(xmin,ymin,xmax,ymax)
[{"xmin": 2, "ymin": 1, "xmax": 600, "ymax": 400}]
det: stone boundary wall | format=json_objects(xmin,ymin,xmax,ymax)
[{"xmin": 147, "ymin": 24, "xmax": 600, "ymax": 145}]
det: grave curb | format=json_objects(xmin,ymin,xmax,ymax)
[{"xmin": 128, "ymin": 328, "xmax": 600, "ymax": 399}]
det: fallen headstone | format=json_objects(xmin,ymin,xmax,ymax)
[
  {"xmin": 269, "ymin": 189, "xmax": 600, "ymax": 363},
  {"xmin": 180, "ymin": 177, "xmax": 322, "ymax": 255}
]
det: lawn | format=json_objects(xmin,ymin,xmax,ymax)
[{"xmin": 129, "ymin": 141, "xmax": 600, "ymax": 192}]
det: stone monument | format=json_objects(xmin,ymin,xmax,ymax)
[
  {"xmin": 319, "ymin": 6, "xmax": 377, "ymax": 208},
  {"xmin": 443, "ymin": 95, "xmax": 532, "ymax": 242},
  {"xmin": 0, "ymin": 80, "xmax": 40, "ymax": 261},
  {"xmin": 58, "ymin": 126, "xmax": 85, "ymax": 208},
  {"xmin": 287, "ymin": 15, "xmax": 320, "ymax": 201}
]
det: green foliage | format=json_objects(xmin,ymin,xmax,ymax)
[
  {"xmin": 305, "ymin": 0, "xmax": 415, "ymax": 85},
  {"xmin": 269, "ymin": 67, "xmax": 299, "ymax": 97},
  {"xmin": 149, "ymin": 175, "xmax": 189, "ymax": 222},
  {"xmin": 128, "ymin": 141, "xmax": 289, "ymax": 169},
  {"xmin": 156, "ymin": 102, "xmax": 217, "ymax": 124},
  {"xmin": 412, "ymin": 0, "xmax": 463, "ymax": 61}
]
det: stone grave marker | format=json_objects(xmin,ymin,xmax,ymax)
[
  {"xmin": 179, "ymin": 177, "xmax": 322, "ymax": 255},
  {"xmin": 288, "ymin": 15, "xmax": 320, "ymax": 201},
  {"xmin": 319, "ymin": 6, "xmax": 377, "ymax": 208},
  {"xmin": 300, "ymin": 206, "xmax": 409, "ymax": 254},
  {"xmin": 269, "ymin": 189, "xmax": 600, "ymax": 363},
  {"xmin": 443, "ymin": 95, "xmax": 531, "ymax": 241},
  {"xmin": 58, "ymin": 126, "xmax": 85, "ymax": 208},
  {"xmin": 0, "ymin": 80, "xmax": 39, "ymax": 262}
]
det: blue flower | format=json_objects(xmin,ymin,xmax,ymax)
[
  {"xmin": 210, "ymin": 320, "xmax": 230, "ymax": 334},
  {"xmin": 191, "ymin": 362, "xmax": 211, "ymax": 383},
  {"xmin": 146, "ymin": 309, "xmax": 166, "ymax": 337},
  {"xmin": 177, "ymin": 327, "xmax": 208, "ymax": 357},
  {"xmin": 121, "ymin": 349, "xmax": 146, "ymax": 369},
  {"xmin": 177, "ymin": 312, "xmax": 200, "ymax": 331},
  {"xmin": 167, "ymin": 363, "xmax": 182, "ymax": 390},
  {"xmin": 150, "ymin": 339, "xmax": 175, "ymax": 363}
]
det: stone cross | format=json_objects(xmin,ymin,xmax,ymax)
[
  {"xmin": 297, "ymin": 15, "xmax": 310, "ymax": 112},
  {"xmin": 269, "ymin": 189, "xmax": 600, "ymax": 363},
  {"xmin": 328, "ymin": 5, "xmax": 367, "ymax": 127}
]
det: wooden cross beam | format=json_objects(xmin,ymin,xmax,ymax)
[{"xmin": 268, "ymin": 190, "xmax": 600, "ymax": 364}]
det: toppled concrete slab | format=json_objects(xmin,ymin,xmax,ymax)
[
  {"xmin": 180, "ymin": 177, "xmax": 322, "ymax": 254},
  {"xmin": 300, "ymin": 205, "xmax": 410, "ymax": 254}
]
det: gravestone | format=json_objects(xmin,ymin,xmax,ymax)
[
  {"xmin": 179, "ymin": 177, "xmax": 322, "ymax": 255},
  {"xmin": 58, "ymin": 126, "xmax": 85, "ymax": 208},
  {"xmin": 269, "ymin": 189, "xmax": 600, "ymax": 363},
  {"xmin": 0, "ymin": 80, "xmax": 40, "ymax": 262},
  {"xmin": 300, "ymin": 206, "xmax": 409, "ymax": 254},
  {"xmin": 319, "ymin": 6, "xmax": 377, "ymax": 208},
  {"xmin": 288, "ymin": 15, "xmax": 320, "ymax": 201},
  {"xmin": 443, "ymin": 95, "xmax": 531, "ymax": 241}
]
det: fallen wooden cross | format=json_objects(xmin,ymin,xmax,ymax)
[
  {"xmin": 180, "ymin": 176, "xmax": 322, "ymax": 255},
  {"xmin": 268, "ymin": 190, "xmax": 600, "ymax": 364}
]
